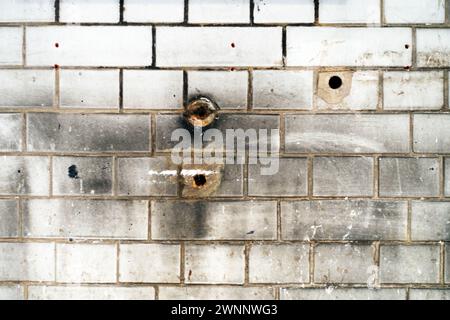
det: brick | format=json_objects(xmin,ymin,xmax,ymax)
[
  {"xmin": 124, "ymin": 0, "xmax": 184, "ymax": 23},
  {"xmin": 281, "ymin": 200, "xmax": 408, "ymax": 241},
  {"xmin": 156, "ymin": 27, "xmax": 282, "ymax": 67},
  {"xmin": 56, "ymin": 244, "xmax": 116, "ymax": 283},
  {"xmin": 151, "ymin": 201, "xmax": 276, "ymax": 240},
  {"xmin": 159, "ymin": 286, "xmax": 274, "ymax": 300},
  {"xmin": 414, "ymin": 115, "xmax": 450, "ymax": 153},
  {"xmin": 27, "ymin": 26, "xmax": 152, "ymax": 67},
  {"xmin": 0, "ymin": 114, "xmax": 22, "ymax": 151},
  {"xmin": 156, "ymin": 114, "xmax": 279, "ymax": 152},
  {"xmin": 383, "ymin": 71, "xmax": 444, "ymax": 110},
  {"xmin": 189, "ymin": 0, "xmax": 250, "ymax": 24},
  {"xmin": 0, "ymin": 28, "xmax": 22, "ymax": 66},
  {"xmin": 313, "ymin": 157, "xmax": 374, "ymax": 197},
  {"xmin": 0, "ymin": 286, "xmax": 24, "ymax": 300},
  {"xmin": 60, "ymin": 0, "xmax": 120, "ymax": 23},
  {"xmin": 0, "ymin": 243, "xmax": 55, "ymax": 281},
  {"xmin": 27, "ymin": 113, "xmax": 150, "ymax": 152},
  {"xmin": 314, "ymin": 244, "xmax": 375, "ymax": 284},
  {"xmin": 411, "ymin": 202, "xmax": 450, "ymax": 241},
  {"xmin": 316, "ymin": 71, "xmax": 379, "ymax": 110},
  {"xmin": 379, "ymin": 158, "xmax": 440, "ymax": 197},
  {"xmin": 253, "ymin": 0, "xmax": 314, "ymax": 23},
  {"xmin": 248, "ymin": 158, "xmax": 308, "ymax": 196},
  {"xmin": 447, "ymin": 245, "xmax": 450, "ymax": 283},
  {"xmin": 320, "ymin": 0, "xmax": 380, "ymax": 24},
  {"xmin": 185, "ymin": 245, "xmax": 245, "ymax": 284},
  {"xmin": 60, "ymin": 70, "xmax": 119, "ymax": 109},
  {"xmin": 28, "ymin": 286, "xmax": 155, "ymax": 300},
  {"xmin": 287, "ymin": 27, "xmax": 412, "ymax": 67},
  {"xmin": 380, "ymin": 245, "xmax": 440, "ymax": 283},
  {"xmin": 417, "ymin": 29, "xmax": 450, "ymax": 67},
  {"xmin": 0, "ymin": 0, "xmax": 54, "ymax": 22},
  {"xmin": 123, "ymin": 70, "xmax": 183, "ymax": 110},
  {"xmin": 281, "ymin": 288, "xmax": 406, "ymax": 300},
  {"xmin": 446, "ymin": 159, "xmax": 450, "ymax": 196},
  {"xmin": 118, "ymin": 157, "xmax": 178, "ymax": 196},
  {"xmin": 249, "ymin": 244, "xmax": 310, "ymax": 284},
  {"xmin": 384, "ymin": 0, "xmax": 445, "ymax": 24},
  {"xmin": 188, "ymin": 71, "xmax": 248, "ymax": 110},
  {"xmin": 285, "ymin": 114, "xmax": 410, "ymax": 153},
  {"xmin": 23, "ymin": 200, "xmax": 148, "ymax": 240},
  {"xmin": 53, "ymin": 157, "xmax": 113, "ymax": 195},
  {"xmin": 119, "ymin": 244, "xmax": 180, "ymax": 283},
  {"xmin": 0, "ymin": 200, "xmax": 19, "ymax": 238},
  {"xmin": 409, "ymin": 289, "xmax": 450, "ymax": 300},
  {"xmin": 0, "ymin": 70, "xmax": 55, "ymax": 108},
  {"xmin": 0, "ymin": 156, "xmax": 49, "ymax": 196},
  {"xmin": 252, "ymin": 70, "xmax": 313, "ymax": 110}
]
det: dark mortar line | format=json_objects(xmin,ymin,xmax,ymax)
[
  {"xmin": 250, "ymin": 0, "xmax": 255, "ymax": 25},
  {"xmin": 152, "ymin": 26, "xmax": 156, "ymax": 67},
  {"xmin": 184, "ymin": 0, "xmax": 189, "ymax": 24},
  {"xmin": 119, "ymin": 0, "xmax": 125, "ymax": 23},
  {"xmin": 314, "ymin": 0, "xmax": 319, "ymax": 25}
]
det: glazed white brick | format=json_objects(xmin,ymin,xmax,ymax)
[
  {"xmin": 124, "ymin": 0, "xmax": 184, "ymax": 23},
  {"xmin": 253, "ymin": 0, "xmax": 314, "ymax": 24},
  {"xmin": 253, "ymin": 70, "xmax": 313, "ymax": 110},
  {"xmin": 314, "ymin": 244, "xmax": 375, "ymax": 284},
  {"xmin": 0, "ymin": 114, "xmax": 22, "ymax": 152},
  {"xmin": 0, "ymin": 70, "xmax": 55, "ymax": 108},
  {"xmin": 189, "ymin": 0, "xmax": 250, "ymax": 24},
  {"xmin": 287, "ymin": 27, "xmax": 412, "ymax": 67},
  {"xmin": 27, "ymin": 26, "xmax": 152, "ymax": 67},
  {"xmin": 156, "ymin": 27, "xmax": 282, "ymax": 67},
  {"xmin": 384, "ymin": 71, "xmax": 444, "ymax": 110},
  {"xmin": 60, "ymin": 70, "xmax": 119, "ymax": 109},
  {"xmin": 188, "ymin": 71, "xmax": 248, "ymax": 109},
  {"xmin": 380, "ymin": 245, "xmax": 440, "ymax": 283},
  {"xmin": 28, "ymin": 286, "xmax": 155, "ymax": 300},
  {"xmin": 0, "ymin": 156, "xmax": 50, "ymax": 196},
  {"xmin": 0, "ymin": 0, "xmax": 54, "ymax": 22},
  {"xmin": 185, "ymin": 245, "xmax": 245, "ymax": 284},
  {"xmin": 281, "ymin": 288, "xmax": 406, "ymax": 300},
  {"xmin": 0, "ymin": 243, "xmax": 55, "ymax": 281},
  {"xmin": 411, "ymin": 202, "xmax": 450, "ymax": 241},
  {"xmin": 0, "ymin": 28, "xmax": 22, "ymax": 66},
  {"xmin": 249, "ymin": 244, "xmax": 310, "ymax": 284},
  {"xmin": 313, "ymin": 157, "xmax": 374, "ymax": 197},
  {"xmin": 56, "ymin": 244, "xmax": 117, "ymax": 283},
  {"xmin": 23, "ymin": 200, "xmax": 148, "ymax": 240},
  {"xmin": 123, "ymin": 70, "xmax": 183, "ymax": 110},
  {"xmin": 316, "ymin": 71, "xmax": 379, "ymax": 110},
  {"xmin": 384, "ymin": 0, "xmax": 445, "ymax": 24},
  {"xmin": 60, "ymin": 0, "xmax": 120, "ymax": 23},
  {"xmin": 409, "ymin": 289, "xmax": 450, "ymax": 300},
  {"xmin": 159, "ymin": 286, "xmax": 274, "ymax": 300},
  {"xmin": 414, "ymin": 115, "xmax": 450, "ymax": 153},
  {"xmin": 119, "ymin": 244, "xmax": 180, "ymax": 283},
  {"xmin": 320, "ymin": 0, "xmax": 380, "ymax": 24},
  {"xmin": 0, "ymin": 286, "xmax": 24, "ymax": 300},
  {"xmin": 417, "ymin": 29, "xmax": 450, "ymax": 67},
  {"xmin": 0, "ymin": 200, "xmax": 19, "ymax": 238}
]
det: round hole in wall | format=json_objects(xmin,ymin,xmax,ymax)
[
  {"xmin": 329, "ymin": 76, "xmax": 343, "ymax": 90},
  {"xmin": 184, "ymin": 96, "xmax": 220, "ymax": 127},
  {"xmin": 193, "ymin": 174, "xmax": 207, "ymax": 187}
]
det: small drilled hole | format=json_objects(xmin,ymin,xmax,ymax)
[
  {"xmin": 329, "ymin": 76, "xmax": 343, "ymax": 90},
  {"xmin": 193, "ymin": 174, "xmax": 207, "ymax": 187}
]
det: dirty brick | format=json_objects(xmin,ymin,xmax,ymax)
[
  {"xmin": 414, "ymin": 114, "xmax": 450, "ymax": 153},
  {"xmin": 0, "ymin": 200, "xmax": 19, "ymax": 238},
  {"xmin": 0, "ymin": 0, "xmax": 54, "ymax": 22},
  {"xmin": 60, "ymin": 0, "xmax": 120, "ymax": 23},
  {"xmin": 124, "ymin": 0, "xmax": 185, "ymax": 23},
  {"xmin": 0, "ymin": 28, "xmax": 22, "ymax": 66},
  {"xmin": 189, "ymin": 0, "xmax": 250, "ymax": 24},
  {"xmin": 0, "ymin": 114, "xmax": 22, "ymax": 151},
  {"xmin": 384, "ymin": 0, "xmax": 446, "ymax": 24},
  {"xmin": 23, "ymin": 199, "xmax": 148, "ymax": 240},
  {"xmin": 28, "ymin": 286, "xmax": 155, "ymax": 300},
  {"xmin": 253, "ymin": 0, "xmax": 314, "ymax": 24},
  {"xmin": 151, "ymin": 201, "xmax": 277, "ymax": 240},
  {"xmin": 417, "ymin": 29, "xmax": 450, "ymax": 67},
  {"xmin": 27, "ymin": 113, "xmax": 150, "ymax": 152},
  {"xmin": 281, "ymin": 200, "xmax": 408, "ymax": 241},
  {"xmin": 409, "ymin": 289, "xmax": 450, "ymax": 300},
  {"xmin": 281, "ymin": 288, "xmax": 406, "ymax": 300},
  {"xmin": 411, "ymin": 201, "xmax": 450, "ymax": 241},
  {"xmin": 0, "ymin": 286, "xmax": 24, "ymax": 300},
  {"xmin": 159, "ymin": 286, "xmax": 275, "ymax": 300},
  {"xmin": 320, "ymin": 0, "xmax": 380, "ymax": 24}
]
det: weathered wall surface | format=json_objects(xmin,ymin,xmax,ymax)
[{"xmin": 0, "ymin": 0, "xmax": 450, "ymax": 300}]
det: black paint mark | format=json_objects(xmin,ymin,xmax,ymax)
[{"xmin": 68, "ymin": 165, "xmax": 79, "ymax": 179}]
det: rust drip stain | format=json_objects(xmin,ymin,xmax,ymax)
[{"xmin": 180, "ymin": 163, "xmax": 224, "ymax": 198}]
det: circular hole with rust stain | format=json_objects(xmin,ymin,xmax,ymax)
[
  {"xmin": 184, "ymin": 96, "xmax": 219, "ymax": 127},
  {"xmin": 193, "ymin": 174, "xmax": 207, "ymax": 188},
  {"xmin": 329, "ymin": 76, "xmax": 343, "ymax": 90}
]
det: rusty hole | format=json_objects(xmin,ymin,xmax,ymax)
[
  {"xmin": 329, "ymin": 76, "xmax": 343, "ymax": 90},
  {"xmin": 193, "ymin": 174, "xmax": 207, "ymax": 188},
  {"xmin": 405, "ymin": 44, "xmax": 410, "ymax": 49},
  {"xmin": 184, "ymin": 96, "xmax": 219, "ymax": 127}
]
